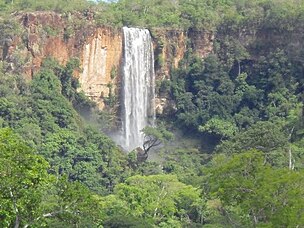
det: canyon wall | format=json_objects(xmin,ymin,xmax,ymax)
[
  {"xmin": 79, "ymin": 28, "xmax": 122, "ymax": 109},
  {"xmin": 9, "ymin": 12, "xmax": 84, "ymax": 79},
  {"xmin": 1, "ymin": 12, "xmax": 214, "ymax": 110}
]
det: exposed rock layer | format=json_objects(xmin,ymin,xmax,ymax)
[
  {"xmin": 2, "ymin": 12, "xmax": 214, "ymax": 110},
  {"xmin": 79, "ymin": 28, "xmax": 122, "ymax": 109}
]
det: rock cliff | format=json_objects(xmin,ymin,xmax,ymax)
[
  {"xmin": 79, "ymin": 28, "xmax": 122, "ymax": 109},
  {"xmin": 1, "ymin": 11, "xmax": 214, "ymax": 110},
  {"xmin": 16, "ymin": 12, "xmax": 83, "ymax": 78}
]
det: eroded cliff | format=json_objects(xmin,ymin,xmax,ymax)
[
  {"xmin": 80, "ymin": 28, "xmax": 122, "ymax": 109},
  {"xmin": 2, "ymin": 11, "xmax": 214, "ymax": 110}
]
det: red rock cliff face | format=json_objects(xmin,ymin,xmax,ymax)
[
  {"xmin": 5, "ymin": 12, "xmax": 122, "ymax": 108},
  {"xmin": 79, "ymin": 28, "xmax": 122, "ymax": 109},
  {"xmin": 3, "ymin": 12, "xmax": 214, "ymax": 110},
  {"xmin": 19, "ymin": 12, "xmax": 82, "ymax": 78}
]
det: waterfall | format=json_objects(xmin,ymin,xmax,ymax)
[{"xmin": 121, "ymin": 27, "xmax": 155, "ymax": 151}]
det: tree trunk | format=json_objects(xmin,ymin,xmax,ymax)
[
  {"xmin": 10, "ymin": 189, "xmax": 19, "ymax": 228},
  {"xmin": 288, "ymin": 126, "xmax": 295, "ymax": 170},
  {"xmin": 14, "ymin": 216, "xmax": 19, "ymax": 228}
]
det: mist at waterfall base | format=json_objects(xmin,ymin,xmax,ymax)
[{"xmin": 111, "ymin": 27, "xmax": 155, "ymax": 152}]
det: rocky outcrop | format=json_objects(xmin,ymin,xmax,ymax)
[{"xmin": 2, "ymin": 11, "xmax": 99, "ymax": 77}]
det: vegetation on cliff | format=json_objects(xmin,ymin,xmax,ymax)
[
  {"xmin": 0, "ymin": 0, "xmax": 304, "ymax": 227},
  {"xmin": 2, "ymin": 0, "xmax": 304, "ymax": 30}
]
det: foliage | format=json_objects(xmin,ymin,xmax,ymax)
[
  {"xmin": 0, "ymin": 0, "xmax": 304, "ymax": 226},
  {"xmin": 1, "ymin": 0, "xmax": 304, "ymax": 33},
  {"xmin": 161, "ymin": 147, "xmax": 205, "ymax": 187},
  {"xmin": 170, "ymin": 54, "xmax": 246, "ymax": 137},
  {"xmin": 103, "ymin": 215, "xmax": 153, "ymax": 228},
  {"xmin": 38, "ymin": 177, "xmax": 103, "ymax": 227},
  {"xmin": 100, "ymin": 174, "xmax": 203, "ymax": 227},
  {"xmin": 199, "ymin": 117, "xmax": 238, "ymax": 139},
  {"xmin": 216, "ymin": 121, "xmax": 288, "ymax": 162},
  {"xmin": 0, "ymin": 128, "xmax": 49, "ymax": 227},
  {"xmin": 204, "ymin": 151, "xmax": 304, "ymax": 227},
  {"xmin": 0, "ymin": 60, "xmax": 129, "ymax": 195},
  {"xmin": 142, "ymin": 125, "xmax": 174, "ymax": 154},
  {"xmin": 0, "ymin": 0, "xmax": 94, "ymax": 13},
  {"xmin": 0, "ymin": 128, "xmax": 104, "ymax": 227}
]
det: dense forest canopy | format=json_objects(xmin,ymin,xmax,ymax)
[
  {"xmin": 0, "ymin": 0, "xmax": 303, "ymax": 227},
  {"xmin": 2, "ymin": 0, "xmax": 304, "ymax": 30}
]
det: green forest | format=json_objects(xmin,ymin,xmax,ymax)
[{"xmin": 0, "ymin": 0, "xmax": 304, "ymax": 227}]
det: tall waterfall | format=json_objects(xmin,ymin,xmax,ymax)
[{"xmin": 122, "ymin": 27, "xmax": 155, "ymax": 151}]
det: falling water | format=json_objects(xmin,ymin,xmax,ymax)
[{"xmin": 121, "ymin": 27, "xmax": 155, "ymax": 151}]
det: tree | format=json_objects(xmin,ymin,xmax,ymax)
[
  {"xmin": 37, "ymin": 177, "xmax": 103, "ymax": 227},
  {"xmin": 198, "ymin": 117, "xmax": 238, "ymax": 139},
  {"xmin": 138, "ymin": 126, "xmax": 173, "ymax": 162},
  {"xmin": 161, "ymin": 146, "xmax": 205, "ymax": 187},
  {"xmin": 40, "ymin": 127, "xmax": 130, "ymax": 194},
  {"xmin": 216, "ymin": 121, "xmax": 289, "ymax": 166},
  {"xmin": 0, "ymin": 128, "xmax": 106, "ymax": 227},
  {"xmin": 103, "ymin": 215, "xmax": 153, "ymax": 228},
  {"xmin": 100, "ymin": 174, "xmax": 203, "ymax": 227}
]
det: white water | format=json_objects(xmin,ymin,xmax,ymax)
[{"xmin": 121, "ymin": 27, "xmax": 155, "ymax": 151}]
